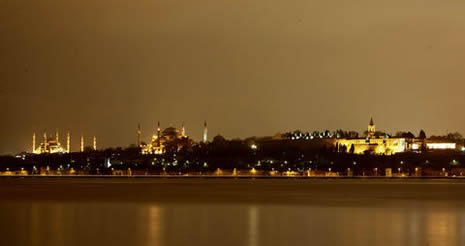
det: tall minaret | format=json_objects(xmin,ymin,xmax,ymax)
[
  {"xmin": 80, "ymin": 133, "xmax": 84, "ymax": 152},
  {"xmin": 93, "ymin": 136, "xmax": 97, "ymax": 151},
  {"xmin": 66, "ymin": 131, "xmax": 70, "ymax": 153},
  {"xmin": 181, "ymin": 122, "xmax": 186, "ymax": 138},
  {"xmin": 55, "ymin": 129, "xmax": 59, "ymax": 143},
  {"xmin": 368, "ymin": 117, "xmax": 376, "ymax": 138},
  {"xmin": 203, "ymin": 121, "xmax": 208, "ymax": 143},
  {"xmin": 32, "ymin": 131, "xmax": 36, "ymax": 153},
  {"xmin": 43, "ymin": 132, "xmax": 47, "ymax": 152},
  {"xmin": 157, "ymin": 121, "xmax": 161, "ymax": 146},
  {"xmin": 137, "ymin": 123, "xmax": 142, "ymax": 147}
]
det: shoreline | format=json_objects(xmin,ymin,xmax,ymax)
[{"xmin": 1, "ymin": 175, "xmax": 465, "ymax": 179}]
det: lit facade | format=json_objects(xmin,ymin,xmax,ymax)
[
  {"xmin": 140, "ymin": 122, "xmax": 193, "ymax": 154},
  {"xmin": 426, "ymin": 143, "xmax": 456, "ymax": 150},
  {"xmin": 335, "ymin": 119, "xmax": 407, "ymax": 155},
  {"xmin": 335, "ymin": 119, "xmax": 459, "ymax": 155},
  {"xmin": 32, "ymin": 130, "xmax": 69, "ymax": 154}
]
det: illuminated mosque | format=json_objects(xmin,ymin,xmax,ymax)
[
  {"xmin": 32, "ymin": 130, "xmax": 97, "ymax": 154},
  {"xmin": 335, "ymin": 118, "xmax": 457, "ymax": 155},
  {"xmin": 138, "ymin": 121, "xmax": 207, "ymax": 154},
  {"xmin": 32, "ymin": 130, "xmax": 70, "ymax": 154}
]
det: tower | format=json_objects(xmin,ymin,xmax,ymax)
[
  {"xmin": 55, "ymin": 129, "xmax": 59, "ymax": 143},
  {"xmin": 43, "ymin": 132, "xmax": 47, "ymax": 153},
  {"xmin": 66, "ymin": 131, "xmax": 70, "ymax": 153},
  {"xmin": 203, "ymin": 121, "xmax": 208, "ymax": 143},
  {"xmin": 157, "ymin": 121, "xmax": 161, "ymax": 146},
  {"xmin": 368, "ymin": 117, "xmax": 376, "ymax": 138},
  {"xmin": 93, "ymin": 136, "xmax": 97, "ymax": 151},
  {"xmin": 80, "ymin": 133, "xmax": 84, "ymax": 152},
  {"xmin": 181, "ymin": 122, "xmax": 186, "ymax": 138},
  {"xmin": 32, "ymin": 131, "xmax": 36, "ymax": 153},
  {"xmin": 137, "ymin": 123, "xmax": 142, "ymax": 147}
]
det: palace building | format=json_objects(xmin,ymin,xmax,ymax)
[
  {"xmin": 335, "ymin": 118, "xmax": 408, "ymax": 155},
  {"xmin": 335, "ymin": 118, "xmax": 459, "ymax": 155}
]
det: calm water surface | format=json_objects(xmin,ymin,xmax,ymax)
[{"xmin": 1, "ymin": 179, "xmax": 465, "ymax": 246}]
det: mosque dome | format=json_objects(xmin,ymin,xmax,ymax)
[{"xmin": 162, "ymin": 127, "xmax": 182, "ymax": 140}]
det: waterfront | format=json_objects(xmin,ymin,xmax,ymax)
[{"xmin": 1, "ymin": 178, "xmax": 465, "ymax": 246}]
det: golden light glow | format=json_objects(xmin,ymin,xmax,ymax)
[
  {"xmin": 336, "ymin": 118, "xmax": 407, "ymax": 155},
  {"xmin": 32, "ymin": 132, "xmax": 36, "ymax": 153},
  {"xmin": 336, "ymin": 138, "xmax": 406, "ymax": 155},
  {"xmin": 32, "ymin": 131, "xmax": 67, "ymax": 154},
  {"xmin": 66, "ymin": 131, "xmax": 70, "ymax": 153},
  {"xmin": 80, "ymin": 134, "xmax": 84, "ymax": 152},
  {"xmin": 250, "ymin": 168, "xmax": 257, "ymax": 175},
  {"xmin": 385, "ymin": 168, "xmax": 392, "ymax": 177},
  {"xmin": 427, "ymin": 143, "xmax": 456, "ymax": 150},
  {"xmin": 141, "ymin": 123, "xmax": 190, "ymax": 155}
]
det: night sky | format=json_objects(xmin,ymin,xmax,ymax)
[{"xmin": 1, "ymin": 0, "xmax": 464, "ymax": 154}]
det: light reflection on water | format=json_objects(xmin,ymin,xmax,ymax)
[{"xmin": 1, "ymin": 202, "xmax": 465, "ymax": 246}]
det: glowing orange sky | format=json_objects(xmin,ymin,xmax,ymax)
[{"xmin": 1, "ymin": 0, "xmax": 464, "ymax": 153}]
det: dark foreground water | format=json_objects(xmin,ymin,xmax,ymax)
[{"xmin": 1, "ymin": 178, "xmax": 465, "ymax": 246}]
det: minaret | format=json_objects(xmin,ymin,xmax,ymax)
[
  {"xmin": 203, "ymin": 121, "xmax": 208, "ymax": 143},
  {"xmin": 43, "ymin": 132, "xmax": 47, "ymax": 153},
  {"xmin": 181, "ymin": 122, "xmax": 186, "ymax": 138},
  {"xmin": 93, "ymin": 136, "xmax": 97, "ymax": 151},
  {"xmin": 55, "ymin": 129, "xmax": 59, "ymax": 143},
  {"xmin": 137, "ymin": 123, "xmax": 142, "ymax": 147},
  {"xmin": 368, "ymin": 117, "xmax": 376, "ymax": 138},
  {"xmin": 66, "ymin": 131, "xmax": 70, "ymax": 153},
  {"xmin": 80, "ymin": 133, "xmax": 84, "ymax": 152},
  {"xmin": 32, "ymin": 131, "xmax": 36, "ymax": 153},
  {"xmin": 157, "ymin": 121, "xmax": 161, "ymax": 146}
]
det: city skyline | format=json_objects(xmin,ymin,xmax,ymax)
[
  {"xmin": 2, "ymin": 1, "xmax": 465, "ymax": 245},
  {"xmin": 10, "ymin": 118, "xmax": 464, "ymax": 155}
]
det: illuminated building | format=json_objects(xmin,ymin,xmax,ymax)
[
  {"xmin": 335, "ymin": 118, "xmax": 407, "ymax": 155},
  {"xmin": 426, "ymin": 143, "xmax": 456, "ymax": 150},
  {"xmin": 336, "ymin": 118, "xmax": 459, "ymax": 154},
  {"xmin": 412, "ymin": 141, "xmax": 457, "ymax": 150},
  {"xmin": 93, "ymin": 136, "xmax": 97, "ymax": 151},
  {"xmin": 140, "ymin": 122, "xmax": 192, "ymax": 154},
  {"xmin": 32, "ymin": 130, "xmax": 69, "ymax": 154}
]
